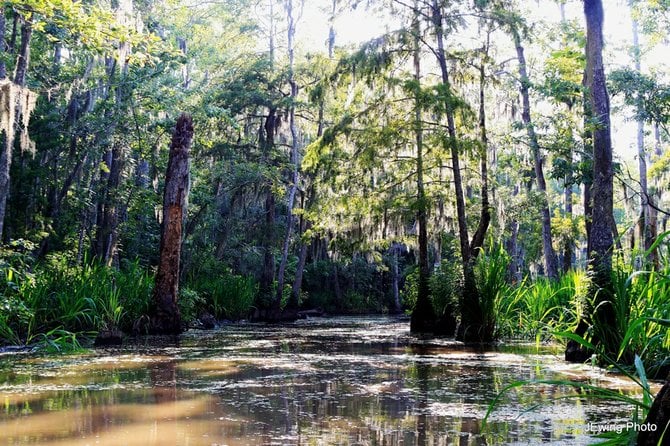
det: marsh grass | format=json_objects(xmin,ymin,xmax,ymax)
[
  {"xmin": 187, "ymin": 269, "xmax": 257, "ymax": 321},
  {"xmin": 0, "ymin": 253, "xmax": 154, "ymax": 349},
  {"xmin": 474, "ymin": 240, "xmax": 511, "ymax": 340}
]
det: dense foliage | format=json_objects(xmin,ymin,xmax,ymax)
[{"xmin": 0, "ymin": 0, "xmax": 667, "ymax": 383}]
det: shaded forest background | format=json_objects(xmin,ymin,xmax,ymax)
[{"xmin": 0, "ymin": 0, "xmax": 667, "ymax": 378}]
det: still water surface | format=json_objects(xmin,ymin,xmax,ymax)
[{"xmin": 0, "ymin": 317, "xmax": 646, "ymax": 445}]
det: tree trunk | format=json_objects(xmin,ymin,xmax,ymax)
[
  {"xmin": 563, "ymin": 180, "xmax": 574, "ymax": 272},
  {"xmin": 332, "ymin": 263, "xmax": 342, "ymax": 307},
  {"xmin": 432, "ymin": 0, "xmax": 482, "ymax": 340},
  {"xmin": 291, "ymin": 221, "xmax": 309, "ymax": 308},
  {"xmin": 94, "ymin": 145, "xmax": 124, "ymax": 265},
  {"xmin": 512, "ymin": 29, "xmax": 559, "ymax": 280},
  {"xmin": 14, "ymin": 18, "xmax": 31, "ymax": 87},
  {"xmin": 411, "ymin": 1, "xmax": 436, "ymax": 333},
  {"xmin": 631, "ymin": 11, "xmax": 654, "ymax": 265},
  {"xmin": 648, "ymin": 124, "xmax": 662, "ymax": 268},
  {"xmin": 576, "ymin": 0, "xmax": 616, "ymax": 358},
  {"xmin": 275, "ymin": 0, "xmax": 302, "ymax": 313},
  {"xmin": 469, "ymin": 54, "xmax": 491, "ymax": 257},
  {"xmin": 8, "ymin": 12, "xmax": 17, "ymax": 54},
  {"xmin": 259, "ymin": 109, "xmax": 277, "ymax": 304},
  {"xmin": 0, "ymin": 10, "xmax": 6, "ymax": 79},
  {"xmin": 392, "ymin": 243, "xmax": 401, "ymax": 313},
  {"xmin": 637, "ymin": 377, "xmax": 670, "ymax": 445},
  {"xmin": 507, "ymin": 219, "xmax": 521, "ymax": 281},
  {"xmin": 149, "ymin": 113, "xmax": 192, "ymax": 335}
]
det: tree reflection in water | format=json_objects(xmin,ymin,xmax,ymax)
[{"xmin": 0, "ymin": 317, "xmax": 645, "ymax": 445}]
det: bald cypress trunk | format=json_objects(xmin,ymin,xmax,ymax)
[
  {"xmin": 512, "ymin": 29, "xmax": 559, "ymax": 280},
  {"xmin": 275, "ymin": 0, "xmax": 301, "ymax": 315},
  {"xmin": 149, "ymin": 114, "xmax": 192, "ymax": 335},
  {"xmin": 411, "ymin": 0, "xmax": 436, "ymax": 333},
  {"xmin": 567, "ymin": 0, "xmax": 617, "ymax": 362},
  {"xmin": 432, "ymin": 0, "xmax": 492, "ymax": 340}
]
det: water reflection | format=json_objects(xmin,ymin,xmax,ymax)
[{"xmin": 0, "ymin": 317, "xmax": 648, "ymax": 445}]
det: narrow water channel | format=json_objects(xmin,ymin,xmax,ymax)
[{"xmin": 0, "ymin": 317, "xmax": 645, "ymax": 445}]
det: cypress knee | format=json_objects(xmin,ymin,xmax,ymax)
[{"xmin": 149, "ymin": 113, "xmax": 192, "ymax": 334}]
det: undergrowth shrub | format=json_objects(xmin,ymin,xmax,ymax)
[{"xmin": 187, "ymin": 269, "xmax": 257, "ymax": 321}]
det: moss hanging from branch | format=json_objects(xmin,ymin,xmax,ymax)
[{"xmin": 0, "ymin": 79, "xmax": 37, "ymax": 154}]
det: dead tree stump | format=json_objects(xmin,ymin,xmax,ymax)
[{"xmin": 148, "ymin": 113, "xmax": 192, "ymax": 334}]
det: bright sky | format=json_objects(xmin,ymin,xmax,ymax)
[
  {"xmin": 294, "ymin": 0, "xmax": 666, "ymax": 163},
  {"xmin": 299, "ymin": 2, "xmax": 391, "ymax": 52}
]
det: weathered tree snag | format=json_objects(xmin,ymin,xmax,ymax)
[
  {"xmin": 149, "ymin": 113, "xmax": 192, "ymax": 335},
  {"xmin": 14, "ymin": 17, "xmax": 32, "ymax": 87},
  {"xmin": 637, "ymin": 376, "xmax": 670, "ymax": 445}
]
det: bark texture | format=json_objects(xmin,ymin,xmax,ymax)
[
  {"xmin": 410, "ymin": 2, "xmax": 437, "ymax": 333},
  {"xmin": 275, "ymin": 0, "xmax": 301, "ymax": 312},
  {"xmin": 637, "ymin": 377, "xmax": 670, "ymax": 446},
  {"xmin": 149, "ymin": 113, "xmax": 192, "ymax": 334},
  {"xmin": 570, "ymin": 0, "xmax": 617, "ymax": 359}
]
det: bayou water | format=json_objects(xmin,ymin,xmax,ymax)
[{"xmin": 0, "ymin": 317, "xmax": 648, "ymax": 445}]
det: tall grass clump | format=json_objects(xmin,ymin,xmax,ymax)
[
  {"xmin": 0, "ymin": 246, "xmax": 154, "ymax": 349},
  {"xmin": 474, "ymin": 240, "xmax": 511, "ymax": 340},
  {"xmin": 512, "ymin": 271, "xmax": 586, "ymax": 342},
  {"xmin": 604, "ymin": 255, "xmax": 670, "ymax": 377},
  {"xmin": 186, "ymin": 268, "xmax": 257, "ymax": 321}
]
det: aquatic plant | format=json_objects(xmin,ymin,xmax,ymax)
[
  {"xmin": 484, "ymin": 333, "xmax": 656, "ymax": 445},
  {"xmin": 0, "ymin": 253, "xmax": 155, "ymax": 348},
  {"xmin": 474, "ymin": 239, "xmax": 511, "ymax": 340},
  {"xmin": 512, "ymin": 271, "xmax": 584, "ymax": 341}
]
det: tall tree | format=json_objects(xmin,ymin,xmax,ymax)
[
  {"xmin": 575, "ymin": 0, "xmax": 617, "ymax": 358},
  {"xmin": 630, "ymin": 1, "xmax": 653, "ymax": 261},
  {"xmin": 291, "ymin": 0, "xmax": 340, "ymax": 307},
  {"xmin": 0, "ymin": 12, "xmax": 36, "ymax": 241},
  {"xmin": 275, "ymin": 0, "xmax": 304, "ymax": 315},
  {"xmin": 431, "ymin": 0, "xmax": 490, "ymax": 340},
  {"xmin": 510, "ymin": 25, "xmax": 560, "ymax": 280},
  {"xmin": 410, "ymin": 0, "xmax": 436, "ymax": 333}
]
